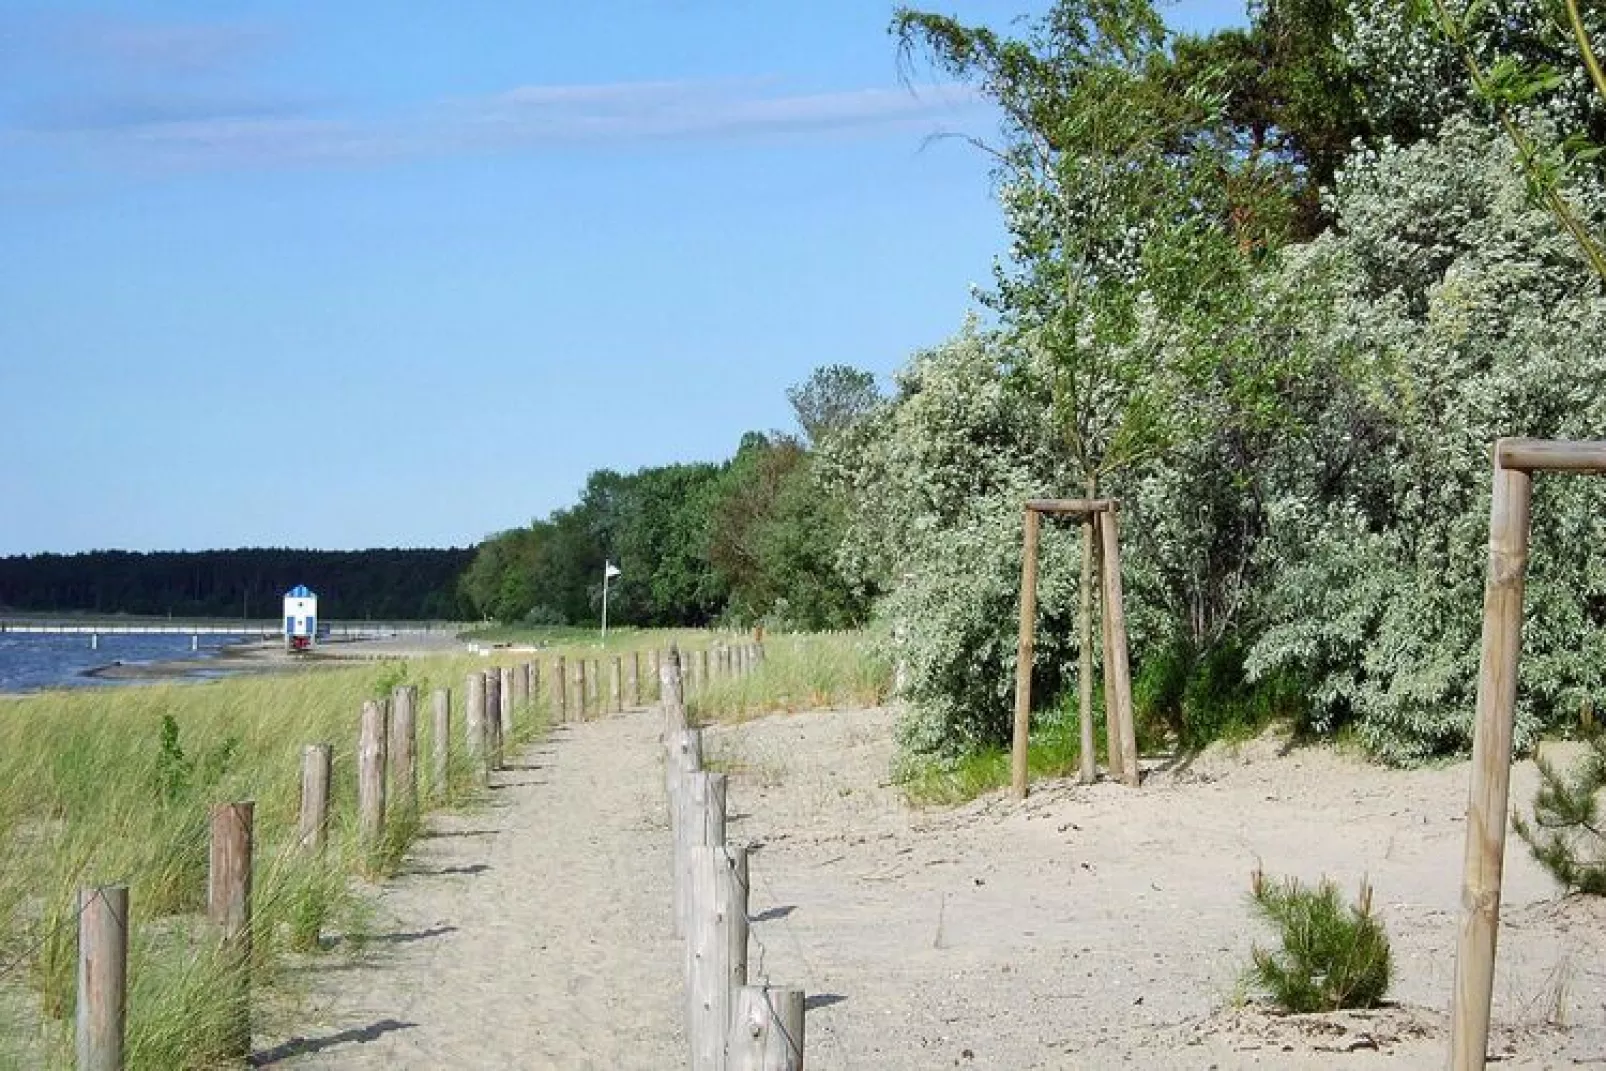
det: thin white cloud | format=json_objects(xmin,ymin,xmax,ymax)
[{"xmin": 19, "ymin": 78, "xmax": 989, "ymax": 172}]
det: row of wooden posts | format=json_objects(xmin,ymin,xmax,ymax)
[
  {"xmin": 72, "ymin": 640, "xmax": 766, "ymax": 1069},
  {"xmin": 659, "ymin": 645, "xmax": 803, "ymax": 1071}
]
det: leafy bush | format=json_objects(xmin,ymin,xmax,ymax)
[
  {"xmin": 1514, "ymin": 735, "xmax": 1606, "ymax": 895},
  {"xmin": 1245, "ymin": 867, "xmax": 1392, "ymax": 1013}
]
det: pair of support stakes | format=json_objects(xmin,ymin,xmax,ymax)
[
  {"xmin": 1450, "ymin": 438, "xmax": 1606, "ymax": 1070},
  {"xmin": 1011, "ymin": 498, "xmax": 1138, "ymax": 799}
]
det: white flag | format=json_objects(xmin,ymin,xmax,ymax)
[{"xmin": 604, "ymin": 561, "xmax": 622, "ymax": 579}]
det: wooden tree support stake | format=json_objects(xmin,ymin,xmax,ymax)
[
  {"xmin": 466, "ymin": 671, "xmax": 487, "ymax": 778},
  {"xmin": 1449, "ymin": 437, "xmax": 1606, "ymax": 1070}
]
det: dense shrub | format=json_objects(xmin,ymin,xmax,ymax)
[{"xmin": 1514, "ymin": 735, "xmax": 1606, "ymax": 895}]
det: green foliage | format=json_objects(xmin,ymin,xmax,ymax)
[
  {"xmin": 1514, "ymin": 736, "xmax": 1606, "ymax": 895},
  {"xmin": 787, "ymin": 364, "xmax": 881, "ymax": 446},
  {"xmin": 1245, "ymin": 868, "xmax": 1393, "ymax": 1013}
]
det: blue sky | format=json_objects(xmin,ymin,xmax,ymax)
[{"xmin": 0, "ymin": 1, "xmax": 1245, "ymax": 555}]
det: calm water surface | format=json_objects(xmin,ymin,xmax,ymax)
[{"xmin": 0, "ymin": 632, "xmax": 248, "ymax": 693}]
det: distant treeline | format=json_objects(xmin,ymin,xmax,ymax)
[
  {"xmin": 459, "ymin": 365, "xmax": 880, "ymax": 630},
  {"xmin": 0, "ymin": 548, "xmax": 474, "ymax": 620}
]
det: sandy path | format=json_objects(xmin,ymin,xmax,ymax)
[{"xmin": 260, "ymin": 709, "xmax": 682, "ymax": 1070}]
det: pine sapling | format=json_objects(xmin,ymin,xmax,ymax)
[
  {"xmin": 1514, "ymin": 735, "xmax": 1606, "ymax": 895},
  {"xmin": 1245, "ymin": 865, "xmax": 1392, "ymax": 1013}
]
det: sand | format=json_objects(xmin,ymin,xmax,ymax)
[{"xmin": 261, "ymin": 703, "xmax": 1606, "ymax": 1069}]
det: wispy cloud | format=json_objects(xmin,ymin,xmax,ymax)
[
  {"xmin": 15, "ymin": 79, "xmax": 987, "ymax": 172},
  {"xmin": 40, "ymin": 14, "xmax": 278, "ymax": 78}
]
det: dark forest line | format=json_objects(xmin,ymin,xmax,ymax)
[{"xmin": 0, "ymin": 548, "xmax": 474, "ymax": 621}]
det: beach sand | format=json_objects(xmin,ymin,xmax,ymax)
[{"xmin": 260, "ymin": 703, "xmax": 1606, "ymax": 1068}]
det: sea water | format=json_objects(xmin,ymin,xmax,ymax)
[{"xmin": 0, "ymin": 632, "xmax": 248, "ymax": 693}]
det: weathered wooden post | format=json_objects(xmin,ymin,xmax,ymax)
[
  {"xmin": 667, "ymin": 728, "xmax": 705, "ymax": 940},
  {"xmin": 1451, "ymin": 450, "xmax": 1534, "ymax": 1070},
  {"xmin": 588, "ymin": 658, "xmax": 601, "ymax": 710},
  {"xmin": 529, "ymin": 662, "xmax": 541, "ymax": 712},
  {"xmin": 631, "ymin": 650, "xmax": 643, "ymax": 707},
  {"xmin": 499, "ymin": 665, "xmax": 515, "ymax": 754},
  {"xmin": 299, "ymin": 744, "xmax": 332, "ymax": 855},
  {"xmin": 1011, "ymin": 507, "xmax": 1041, "ymax": 800},
  {"xmin": 358, "ymin": 701, "xmax": 388, "ymax": 851},
  {"xmin": 391, "ymin": 684, "xmax": 418, "ymax": 814},
  {"xmin": 209, "ymin": 800, "xmax": 254, "ymax": 1056},
  {"xmin": 677, "ymin": 771, "xmax": 727, "ymax": 940},
  {"xmin": 662, "ymin": 645, "xmax": 687, "ymax": 737},
  {"xmin": 649, "ymin": 649, "xmax": 662, "ymax": 700},
  {"xmin": 431, "ymin": 687, "xmax": 451, "ymax": 801},
  {"xmin": 700, "ymin": 648, "xmax": 710, "ymax": 689},
  {"xmin": 1445, "ymin": 439, "xmax": 1606, "ymax": 1070},
  {"xmin": 575, "ymin": 659, "xmax": 588, "ymax": 719},
  {"xmin": 465, "ymin": 671, "xmax": 487, "ymax": 777},
  {"xmin": 554, "ymin": 655, "xmax": 569, "ymax": 722},
  {"xmin": 1099, "ymin": 508, "xmax": 1139, "ymax": 787},
  {"xmin": 611, "ymin": 656, "xmax": 624, "ymax": 714},
  {"xmin": 485, "ymin": 669, "xmax": 503, "ymax": 769},
  {"xmin": 76, "ymin": 884, "xmax": 128, "ymax": 1071},
  {"xmin": 727, "ymin": 987, "xmax": 806, "ymax": 1071},
  {"xmin": 514, "ymin": 662, "xmax": 530, "ymax": 708},
  {"xmin": 686, "ymin": 843, "xmax": 749, "ymax": 1071}
]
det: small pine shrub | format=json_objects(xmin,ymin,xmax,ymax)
[
  {"xmin": 1245, "ymin": 866, "xmax": 1392, "ymax": 1013},
  {"xmin": 1514, "ymin": 736, "xmax": 1606, "ymax": 895}
]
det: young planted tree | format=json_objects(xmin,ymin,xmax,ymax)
[{"xmin": 891, "ymin": 0, "xmax": 1267, "ymax": 752}]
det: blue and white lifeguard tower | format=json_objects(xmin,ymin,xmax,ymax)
[{"xmin": 283, "ymin": 585, "xmax": 318, "ymax": 651}]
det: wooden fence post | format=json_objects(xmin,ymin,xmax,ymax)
[
  {"xmin": 662, "ymin": 646, "xmax": 687, "ymax": 737},
  {"xmin": 575, "ymin": 659, "xmax": 588, "ymax": 719},
  {"xmin": 358, "ymin": 701, "xmax": 388, "ymax": 852},
  {"xmin": 299, "ymin": 744, "xmax": 332, "ymax": 855},
  {"xmin": 465, "ymin": 672, "xmax": 487, "ymax": 778},
  {"xmin": 1099, "ymin": 508, "xmax": 1139, "ymax": 787},
  {"xmin": 650, "ymin": 649, "xmax": 662, "ymax": 700},
  {"xmin": 485, "ymin": 669, "xmax": 503, "ymax": 769},
  {"xmin": 499, "ymin": 666, "xmax": 515, "ymax": 754},
  {"xmin": 432, "ymin": 688, "xmax": 451, "ymax": 801},
  {"xmin": 514, "ymin": 662, "xmax": 530, "ymax": 708},
  {"xmin": 727, "ymin": 987, "xmax": 806, "ymax": 1071},
  {"xmin": 554, "ymin": 656, "xmax": 568, "ymax": 722},
  {"xmin": 76, "ymin": 884, "xmax": 128, "ymax": 1071},
  {"xmin": 611, "ymin": 656, "xmax": 624, "ymax": 714},
  {"xmin": 701, "ymin": 648, "xmax": 711, "ymax": 689},
  {"xmin": 686, "ymin": 843, "xmax": 749, "ymax": 1071},
  {"xmin": 632, "ymin": 651, "xmax": 643, "ymax": 707},
  {"xmin": 391, "ymin": 684, "xmax": 418, "ymax": 814},
  {"xmin": 588, "ymin": 658, "xmax": 601, "ymax": 710},
  {"xmin": 1450, "ymin": 457, "xmax": 1534, "ymax": 1070},
  {"xmin": 529, "ymin": 662, "xmax": 541, "ymax": 712},
  {"xmin": 208, "ymin": 800, "xmax": 254, "ymax": 1056},
  {"xmin": 1011, "ymin": 507, "xmax": 1041, "ymax": 800},
  {"xmin": 677, "ymin": 771, "xmax": 727, "ymax": 940}
]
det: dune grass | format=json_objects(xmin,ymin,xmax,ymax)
[
  {"xmin": 685, "ymin": 631, "xmax": 892, "ymax": 724},
  {"xmin": 0, "ymin": 649, "xmax": 552, "ymax": 1069}
]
